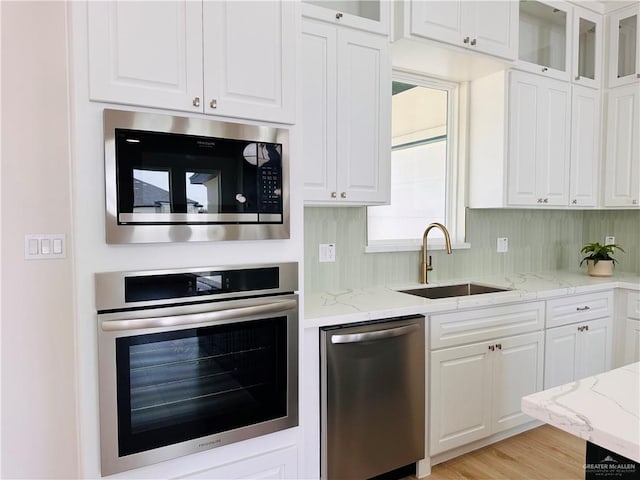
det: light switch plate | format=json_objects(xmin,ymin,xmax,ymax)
[
  {"xmin": 24, "ymin": 234, "xmax": 66, "ymax": 259},
  {"xmin": 319, "ymin": 243, "xmax": 336, "ymax": 263},
  {"xmin": 605, "ymin": 235, "xmax": 615, "ymax": 245},
  {"xmin": 497, "ymin": 237, "xmax": 509, "ymax": 253}
]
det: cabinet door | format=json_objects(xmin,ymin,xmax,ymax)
[
  {"xmin": 577, "ymin": 317, "xmax": 613, "ymax": 379},
  {"xmin": 202, "ymin": 1, "xmax": 296, "ymax": 123},
  {"xmin": 604, "ymin": 84, "xmax": 640, "ymax": 207},
  {"xmin": 301, "ymin": 21, "xmax": 338, "ymax": 202},
  {"xmin": 572, "ymin": 5, "xmax": 602, "ymax": 88},
  {"xmin": 492, "ymin": 332, "xmax": 544, "ymax": 433},
  {"xmin": 411, "ymin": 1, "xmax": 463, "ymax": 47},
  {"xmin": 430, "ymin": 342, "xmax": 493, "ymax": 455},
  {"xmin": 544, "ymin": 324, "xmax": 579, "ymax": 388},
  {"xmin": 335, "ymin": 29, "xmax": 391, "ymax": 203},
  {"xmin": 517, "ymin": 0, "xmax": 572, "ymax": 80},
  {"xmin": 467, "ymin": 1, "xmax": 518, "ymax": 60},
  {"xmin": 508, "ymin": 72, "xmax": 571, "ymax": 206},
  {"xmin": 87, "ymin": 1, "xmax": 203, "ymax": 112},
  {"xmin": 608, "ymin": 5, "xmax": 640, "ymax": 88},
  {"xmin": 624, "ymin": 319, "xmax": 640, "ymax": 364},
  {"xmin": 570, "ymin": 86, "xmax": 601, "ymax": 207}
]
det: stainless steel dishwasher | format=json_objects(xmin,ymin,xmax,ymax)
[{"xmin": 321, "ymin": 316, "xmax": 425, "ymax": 480}]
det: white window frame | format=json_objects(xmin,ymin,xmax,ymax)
[{"xmin": 365, "ymin": 70, "xmax": 469, "ymax": 253}]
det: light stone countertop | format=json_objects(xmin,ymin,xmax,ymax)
[
  {"xmin": 521, "ymin": 362, "xmax": 640, "ymax": 463},
  {"xmin": 304, "ymin": 270, "xmax": 640, "ymax": 328}
]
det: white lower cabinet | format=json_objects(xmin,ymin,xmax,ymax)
[
  {"xmin": 544, "ymin": 291, "xmax": 614, "ymax": 389},
  {"xmin": 625, "ymin": 292, "xmax": 640, "ymax": 364},
  {"xmin": 430, "ymin": 330, "xmax": 544, "ymax": 455}
]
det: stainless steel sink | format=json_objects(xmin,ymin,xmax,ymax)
[{"xmin": 399, "ymin": 283, "xmax": 510, "ymax": 299}]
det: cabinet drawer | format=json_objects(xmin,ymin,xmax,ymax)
[
  {"xmin": 546, "ymin": 291, "xmax": 613, "ymax": 328},
  {"xmin": 430, "ymin": 302, "xmax": 545, "ymax": 349},
  {"xmin": 627, "ymin": 292, "xmax": 640, "ymax": 320}
]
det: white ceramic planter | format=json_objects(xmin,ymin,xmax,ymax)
[{"xmin": 586, "ymin": 259, "xmax": 613, "ymax": 277}]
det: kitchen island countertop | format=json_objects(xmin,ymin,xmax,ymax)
[{"xmin": 521, "ymin": 362, "xmax": 640, "ymax": 464}]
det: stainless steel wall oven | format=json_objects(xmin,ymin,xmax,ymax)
[
  {"xmin": 95, "ymin": 263, "xmax": 298, "ymax": 476},
  {"xmin": 103, "ymin": 109, "xmax": 290, "ymax": 244}
]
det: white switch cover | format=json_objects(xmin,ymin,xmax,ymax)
[
  {"xmin": 497, "ymin": 237, "xmax": 509, "ymax": 253},
  {"xmin": 319, "ymin": 243, "xmax": 336, "ymax": 263},
  {"xmin": 25, "ymin": 234, "xmax": 65, "ymax": 259},
  {"xmin": 605, "ymin": 236, "xmax": 615, "ymax": 245}
]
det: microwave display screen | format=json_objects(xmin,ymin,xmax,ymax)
[{"xmin": 115, "ymin": 129, "xmax": 283, "ymax": 225}]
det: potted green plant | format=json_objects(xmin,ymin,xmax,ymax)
[{"xmin": 580, "ymin": 242, "xmax": 624, "ymax": 277}]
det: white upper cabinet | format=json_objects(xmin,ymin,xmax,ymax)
[
  {"xmin": 517, "ymin": 0, "xmax": 572, "ymax": 81},
  {"xmin": 87, "ymin": 1, "xmax": 296, "ymax": 124},
  {"xmin": 301, "ymin": 0, "xmax": 390, "ymax": 35},
  {"xmin": 507, "ymin": 71, "xmax": 571, "ymax": 206},
  {"xmin": 301, "ymin": 19, "xmax": 391, "ymax": 205},
  {"xmin": 607, "ymin": 4, "xmax": 640, "ymax": 88},
  {"xmin": 604, "ymin": 84, "xmax": 640, "ymax": 207},
  {"xmin": 409, "ymin": 1, "xmax": 518, "ymax": 60},
  {"xmin": 572, "ymin": 5, "xmax": 603, "ymax": 88}
]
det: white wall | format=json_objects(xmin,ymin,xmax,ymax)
[{"xmin": 1, "ymin": 2, "xmax": 78, "ymax": 478}]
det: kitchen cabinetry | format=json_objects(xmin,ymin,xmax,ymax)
[
  {"xmin": 625, "ymin": 292, "xmax": 640, "ymax": 364},
  {"xmin": 517, "ymin": 0, "xmax": 572, "ymax": 81},
  {"xmin": 301, "ymin": 0, "xmax": 390, "ymax": 35},
  {"xmin": 607, "ymin": 4, "xmax": 640, "ymax": 88},
  {"xmin": 469, "ymin": 70, "xmax": 600, "ymax": 208},
  {"xmin": 429, "ymin": 302, "xmax": 545, "ymax": 455},
  {"xmin": 87, "ymin": 0, "xmax": 296, "ymax": 124},
  {"xmin": 604, "ymin": 83, "xmax": 640, "ymax": 207},
  {"xmin": 301, "ymin": 19, "xmax": 391, "ymax": 205},
  {"xmin": 544, "ymin": 291, "xmax": 613, "ymax": 388},
  {"xmin": 408, "ymin": 1, "xmax": 518, "ymax": 60},
  {"xmin": 572, "ymin": 5, "xmax": 603, "ymax": 88}
]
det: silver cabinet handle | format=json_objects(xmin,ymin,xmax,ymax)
[
  {"xmin": 576, "ymin": 306, "xmax": 591, "ymax": 311},
  {"xmin": 470, "ymin": 38, "xmax": 477, "ymax": 46},
  {"xmin": 101, "ymin": 299, "xmax": 297, "ymax": 332},
  {"xmin": 210, "ymin": 99, "xmax": 217, "ymax": 109},
  {"xmin": 340, "ymin": 192, "xmax": 347, "ymax": 199},
  {"xmin": 192, "ymin": 97, "xmax": 201, "ymax": 107},
  {"xmin": 331, "ymin": 192, "xmax": 337, "ymax": 198},
  {"xmin": 463, "ymin": 36, "xmax": 470, "ymax": 44},
  {"xmin": 331, "ymin": 323, "xmax": 419, "ymax": 344}
]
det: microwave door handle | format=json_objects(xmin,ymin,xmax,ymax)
[
  {"xmin": 331, "ymin": 323, "xmax": 419, "ymax": 344},
  {"xmin": 101, "ymin": 298, "xmax": 297, "ymax": 332}
]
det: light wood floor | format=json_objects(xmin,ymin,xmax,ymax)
[{"xmin": 413, "ymin": 425, "xmax": 586, "ymax": 480}]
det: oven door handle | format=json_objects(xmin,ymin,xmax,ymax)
[{"xmin": 101, "ymin": 298, "xmax": 297, "ymax": 332}]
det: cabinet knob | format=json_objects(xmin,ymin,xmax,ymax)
[
  {"xmin": 335, "ymin": 12, "xmax": 343, "ymax": 20},
  {"xmin": 489, "ymin": 345, "xmax": 495, "ymax": 351},
  {"xmin": 496, "ymin": 343, "xmax": 502, "ymax": 350},
  {"xmin": 192, "ymin": 97, "xmax": 201, "ymax": 107},
  {"xmin": 542, "ymin": 67, "xmax": 549, "ymax": 73},
  {"xmin": 463, "ymin": 36, "xmax": 470, "ymax": 44},
  {"xmin": 543, "ymin": 198, "xmax": 549, "ymax": 203},
  {"xmin": 572, "ymin": 199, "xmax": 577, "ymax": 204},
  {"xmin": 331, "ymin": 192, "xmax": 337, "ymax": 199},
  {"xmin": 537, "ymin": 198, "xmax": 543, "ymax": 203},
  {"xmin": 210, "ymin": 99, "xmax": 217, "ymax": 109},
  {"xmin": 633, "ymin": 199, "xmax": 638, "ymax": 205},
  {"xmin": 340, "ymin": 192, "xmax": 347, "ymax": 199},
  {"xmin": 470, "ymin": 38, "xmax": 477, "ymax": 46}
]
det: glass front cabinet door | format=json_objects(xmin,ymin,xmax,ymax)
[
  {"xmin": 518, "ymin": 0, "xmax": 572, "ymax": 81},
  {"xmin": 608, "ymin": 4, "xmax": 640, "ymax": 87},
  {"xmin": 572, "ymin": 5, "xmax": 602, "ymax": 88}
]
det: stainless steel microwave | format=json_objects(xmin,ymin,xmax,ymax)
[{"xmin": 103, "ymin": 109, "xmax": 289, "ymax": 244}]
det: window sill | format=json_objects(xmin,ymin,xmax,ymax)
[{"xmin": 365, "ymin": 241, "xmax": 471, "ymax": 254}]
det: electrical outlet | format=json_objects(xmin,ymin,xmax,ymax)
[
  {"xmin": 497, "ymin": 237, "xmax": 509, "ymax": 253},
  {"xmin": 605, "ymin": 235, "xmax": 615, "ymax": 245},
  {"xmin": 319, "ymin": 243, "xmax": 336, "ymax": 263}
]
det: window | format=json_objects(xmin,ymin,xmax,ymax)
[{"xmin": 366, "ymin": 72, "xmax": 467, "ymax": 252}]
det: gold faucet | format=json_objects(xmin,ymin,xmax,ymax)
[{"xmin": 421, "ymin": 222, "xmax": 453, "ymax": 284}]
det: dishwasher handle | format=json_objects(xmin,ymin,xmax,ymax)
[{"xmin": 330, "ymin": 322, "xmax": 420, "ymax": 344}]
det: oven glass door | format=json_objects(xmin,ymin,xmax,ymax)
[{"xmin": 115, "ymin": 316, "xmax": 287, "ymax": 456}]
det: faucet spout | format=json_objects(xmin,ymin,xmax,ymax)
[{"xmin": 421, "ymin": 222, "xmax": 453, "ymax": 284}]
